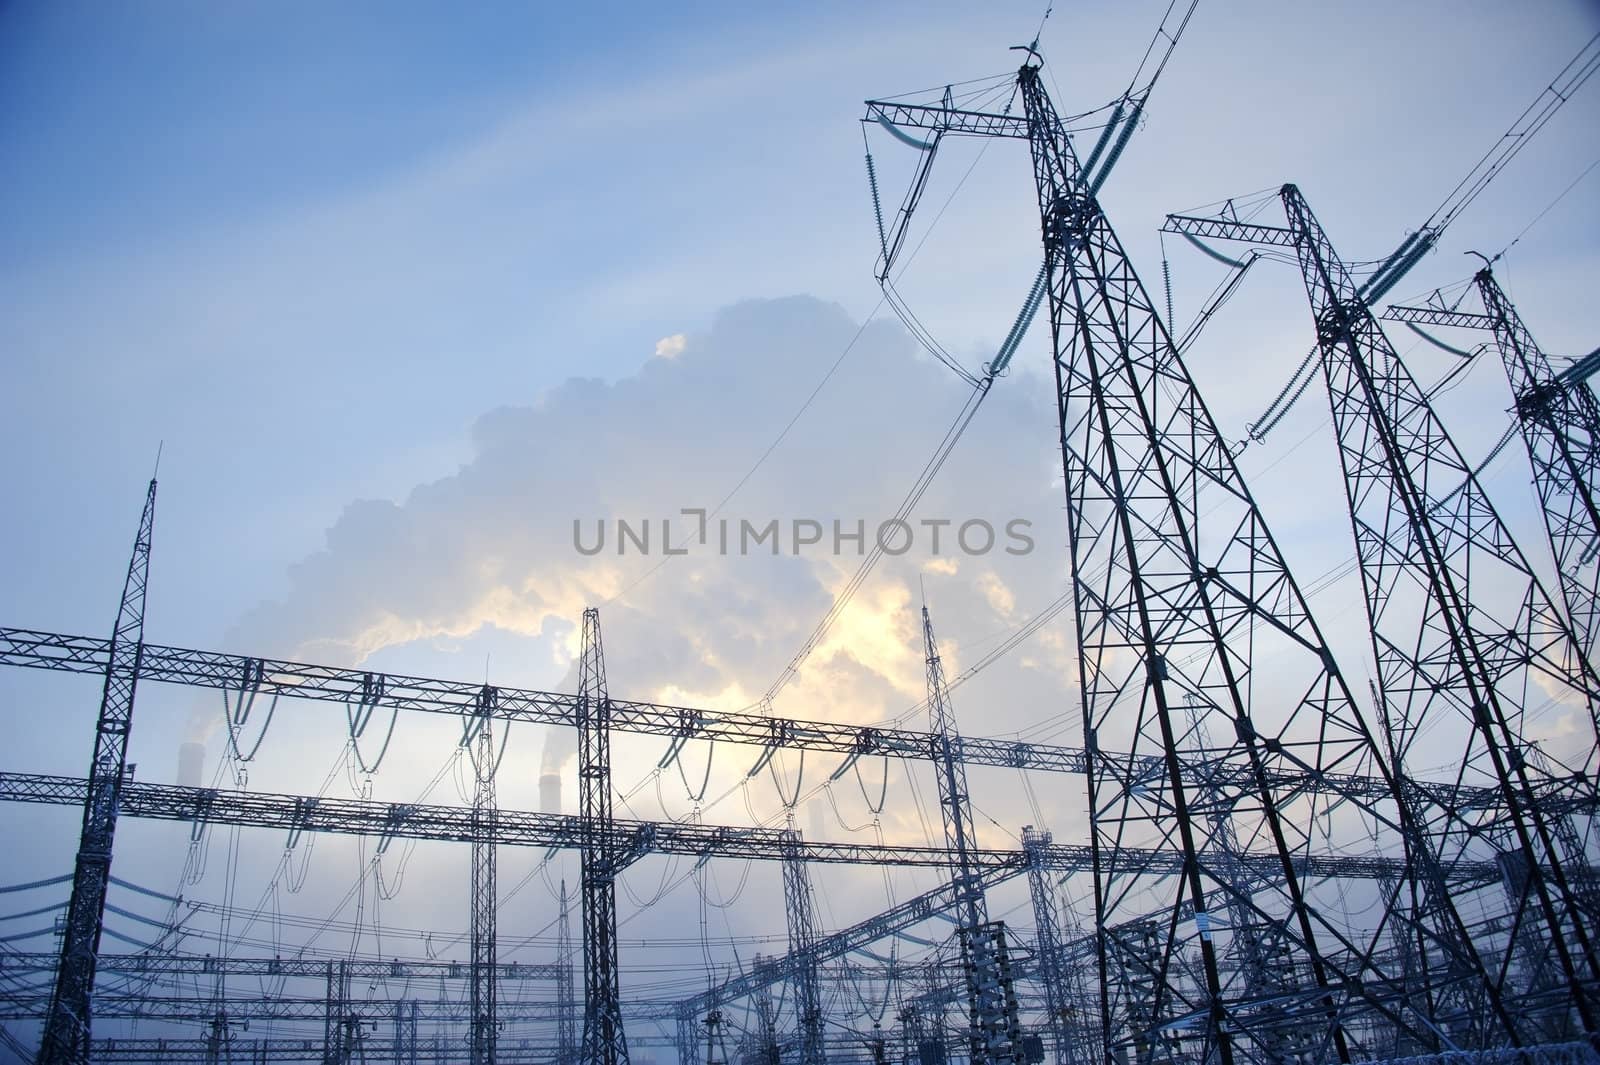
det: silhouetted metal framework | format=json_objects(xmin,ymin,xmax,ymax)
[
  {"xmin": 1, "ymin": 951, "xmax": 560, "ymax": 982},
  {"xmin": 0, "ymin": 765, "xmax": 1509, "ymax": 1057},
  {"xmin": 468, "ymin": 689, "xmax": 499, "ymax": 1065},
  {"xmin": 38, "ymin": 479, "xmax": 156, "ymax": 1065},
  {"xmin": 578, "ymin": 608, "xmax": 629, "ymax": 1065},
  {"xmin": 1170, "ymin": 184, "xmax": 1600, "ymax": 1045},
  {"xmin": 1383, "ymin": 269, "xmax": 1600, "ymax": 665},
  {"xmin": 748, "ymin": 957, "xmax": 781, "ymax": 1065},
  {"xmin": 3, "ymin": 626, "xmax": 1567, "ymax": 815},
  {"xmin": 1023, "ymin": 827, "xmax": 1080, "ymax": 1065},
  {"xmin": 0, "ymin": 994, "xmax": 587, "ymax": 1024},
  {"xmin": 1283, "ymin": 186, "xmax": 1600, "ymax": 1039},
  {"xmin": 85, "ymin": 1036, "xmax": 566, "ymax": 1063},
  {"xmin": 0, "ymin": 771, "xmax": 1468, "ymax": 882},
  {"xmin": 381, "ymin": 1002, "xmax": 419, "ymax": 1065},
  {"xmin": 782, "ymin": 832, "xmax": 826, "ymax": 1065},
  {"xmin": 559, "ymin": 879, "xmax": 578, "ymax": 1065},
  {"xmin": 323, "ymin": 959, "xmax": 357, "ymax": 1064},
  {"xmin": 85, "ymin": 1028, "xmax": 1058, "ymax": 1065},
  {"xmin": 676, "ymin": 859, "xmax": 1031, "ymax": 1034},
  {"xmin": 924, "ymin": 606, "xmax": 1021, "ymax": 1062},
  {"xmin": 865, "ymin": 59, "xmax": 1471, "ymax": 1064},
  {"xmin": 0, "ymin": 627, "xmax": 1087, "ymax": 772}
]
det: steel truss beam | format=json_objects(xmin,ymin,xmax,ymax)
[
  {"xmin": 0, "ymin": 994, "xmax": 574, "ymax": 1023},
  {"xmin": 0, "ymin": 771, "xmax": 1483, "ymax": 883},
  {"xmin": 0, "ymin": 626, "xmax": 1087, "ymax": 774},
  {"xmin": 84, "ymin": 1036, "xmax": 562, "ymax": 1064},
  {"xmin": 0, "ymin": 627, "xmax": 1563, "ymax": 816},
  {"xmin": 1382, "ymin": 305, "xmax": 1498, "ymax": 332},
  {"xmin": 0, "ymin": 951, "xmax": 558, "ymax": 982}
]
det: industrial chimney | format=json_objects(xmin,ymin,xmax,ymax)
[
  {"xmin": 540, "ymin": 771, "xmax": 561, "ymax": 814},
  {"xmin": 177, "ymin": 741, "xmax": 205, "ymax": 788}
]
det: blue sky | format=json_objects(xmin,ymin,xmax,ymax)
[{"xmin": 1, "ymin": 0, "xmax": 1598, "ymax": 1050}]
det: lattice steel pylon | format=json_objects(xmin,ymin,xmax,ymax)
[
  {"xmin": 782, "ymin": 831, "xmax": 827, "ymax": 1065},
  {"xmin": 38, "ymin": 478, "xmax": 156, "ymax": 1065},
  {"xmin": 322, "ymin": 959, "xmax": 352, "ymax": 1065},
  {"xmin": 1171, "ymin": 185, "xmax": 1600, "ymax": 1043},
  {"xmin": 468, "ymin": 686, "xmax": 498, "ymax": 1065},
  {"xmin": 923, "ymin": 606, "xmax": 1021, "ymax": 1063},
  {"xmin": 1381, "ymin": 269, "xmax": 1600, "ymax": 669},
  {"xmin": 393, "ymin": 1000, "xmax": 419, "ymax": 1065},
  {"xmin": 867, "ymin": 57, "xmax": 1490, "ymax": 1064},
  {"xmin": 1276, "ymin": 185, "xmax": 1600, "ymax": 1036},
  {"xmin": 559, "ymin": 879, "xmax": 578, "ymax": 1065},
  {"xmin": 1023, "ymin": 827, "xmax": 1073, "ymax": 1065},
  {"xmin": 749, "ymin": 959, "xmax": 781, "ymax": 1065},
  {"xmin": 579, "ymin": 607, "xmax": 630, "ymax": 1065}
]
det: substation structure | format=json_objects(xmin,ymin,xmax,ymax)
[{"xmin": 4, "ymin": 37, "xmax": 1600, "ymax": 1065}]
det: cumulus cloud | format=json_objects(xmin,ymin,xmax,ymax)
[
  {"xmin": 227, "ymin": 294, "xmax": 1082, "ymax": 838},
  {"xmin": 653, "ymin": 333, "xmax": 687, "ymax": 359}
]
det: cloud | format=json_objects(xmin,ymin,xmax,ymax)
[
  {"xmin": 653, "ymin": 333, "xmax": 687, "ymax": 360},
  {"xmin": 226, "ymin": 294, "xmax": 1081, "ymax": 837}
]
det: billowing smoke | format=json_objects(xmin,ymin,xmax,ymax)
[{"xmin": 197, "ymin": 296, "xmax": 1078, "ymax": 834}]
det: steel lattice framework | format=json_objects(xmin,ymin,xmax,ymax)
[
  {"xmin": 781, "ymin": 832, "xmax": 826, "ymax": 1065},
  {"xmin": 468, "ymin": 690, "xmax": 499, "ymax": 1065},
  {"xmin": 1280, "ymin": 187, "xmax": 1600, "ymax": 1041},
  {"xmin": 1167, "ymin": 183, "xmax": 1600, "ymax": 1048},
  {"xmin": 1, "ymin": 951, "xmax": 561, "ymax": 982},
  {"xmin": 37, "ymin": 479, "xmax": 156, "ymax": 1065},
  {"xmin": 1024, "ymin": 827, "xmax": 1094, "ymax": 1065},
  {"xmin": 1383, "ymin": 270, "xmax": 1600, "ymax": 665},
  {"xmin": 924, "ymin": 606, "xmax": 1022, "ymax": 1062},
  {"xmin": 9, "ymin": 64, "xmax": 1600, "ymax": 1063},
  {"xmin": 2, "ymin": 626, "xmax": 1571, "ymax": 817},
  {"xmin": 559, "ymin": 878, "xmax": 578, "ymax": 1064},
  {"xmin": 3, "ymin": 771, "xmax": 1477, "ymax": 881},
  {"xmin": 863, "ymin": 59, "xmax": 1486, "ymax": 1063},
  {"xmin": 578, "ymin": 608, "xmax": 629, "ymax": 1065}
]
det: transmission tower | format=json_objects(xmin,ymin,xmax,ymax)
[
  {"xmin": 1022, "ymin": 828, "xmax": 1070, "ymax": 1065},
  {"xmin": 394, "ymin": 1000, "xmax": 419, "ymax": 1065},
  {"xmin": 38, "ymin": 478, "xmax": 156, "ymax": 1065},
  {"xmin": 782, "ymin": 831, "xmax": 827, "ymax": 1065},
  {"xmin": 923, "ymin": 606, "xmax": 1022, "ymax": 1063},
  {"xmin": 899, "ymin": 1003, "xmax": 928, "ymax": 1065},
  {"xmin": 676, "ymin": 1008, "xmax": 700, "ymax": 1065},
  {"xmin": 1169, "ymin": 184, "xmax": 1600, "ymax": 1041},
  {"xmin": 1384, "ymin": 268, "xmax": 1600, "ymax": 666},
  {"xmin": 702, "ymin": 1009, "xmax": 730, "ymax": 1065},
  {"xmin": 322, "ymin": 959, "xmax": 351, "ymax": 1065},
  {"xmin": 202, "ymin": 1009, "xmax": 233, "ymax": 1065},
  {"xmin": 578, "ymin": 607, "xmax": 630, "ymax": 1065},
  {"xmin": 559, "ymin": 879, "xmax": 578, "ymax": 1065},
  {"xmin": 1289, "ymin": 185, "xmax": 1598, "ymax": 1035},
  {"xmin": 866, "ymin": 57, "xmax": 1487, "ymax": 1063},
  {"xmin": 468, "ymin": 686, "xmax": 498, "ymax": 1065},
  {"xmin": 748, "ymin": 953, "xmax": 782, "ymax": 1065}
]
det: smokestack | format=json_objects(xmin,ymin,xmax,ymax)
[
  {"xmin": 177, "ymin": 742, "xmax": 205, "ymax": 788},
  {"xmin": 541, "ymin": 721, "xmax": 576, "ymax": 814}
]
